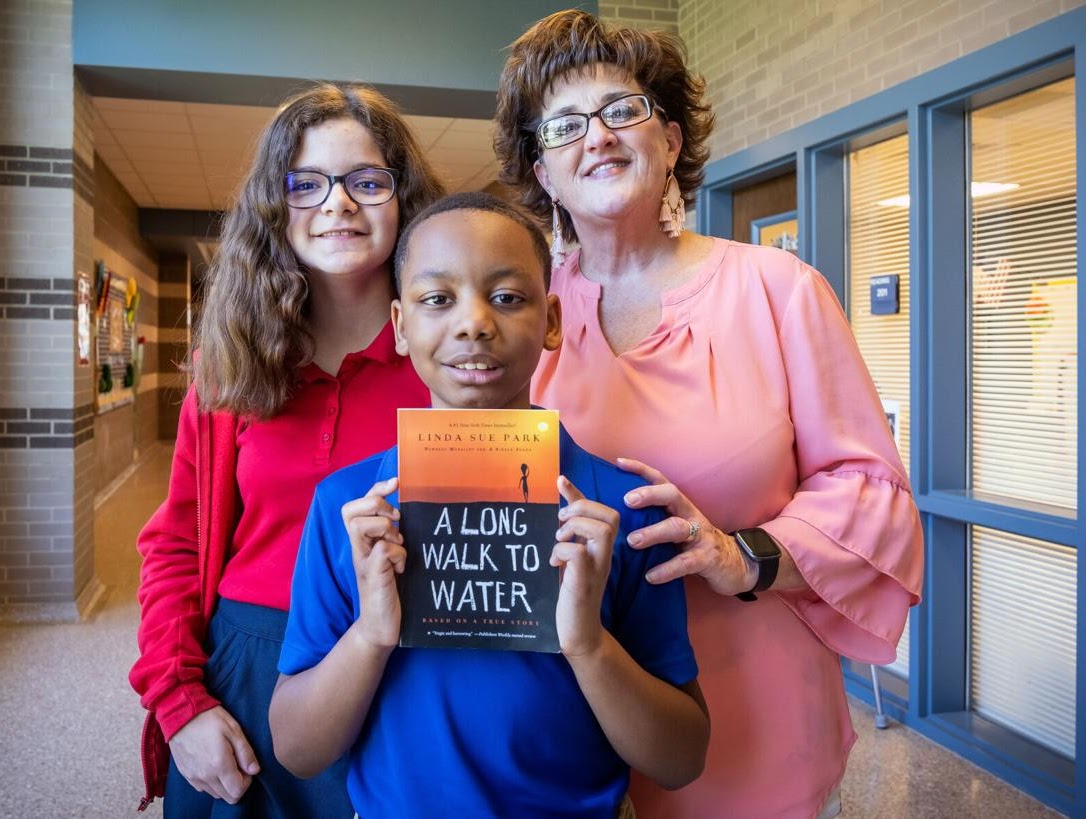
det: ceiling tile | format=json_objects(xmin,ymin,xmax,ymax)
[
  {"xmin": 94, "ymin": 97, "xmax": 187, "ymax": 115},
  {"xmin": 95, "ymin": 143, "xmax": 128, "ymax": 162},
  {"xmin": 110, "ymin": 130, "xmax": 197, "ymax": 150},
  {"xmin": 90, "ymin": 96, "xmax": 496, "ymax": 214},
  {"xmin": 125, "ymin": 147, "xmax": 201, "ymax": 165},
  {"xmin": 405, "ymin": 114, "xmax": 454, "ymax": 135},
  {"xmin": 427, "ymin": 146, "xmax": 493, "ymax": 167},
  {"xmin": 97, "ymin": 109, "xmax": 192, "ymax": 133},
  {"xmin": 187, "ymin": 113, "xmax": 268, "ymax": 134},
  {"xmin": 445, "ymin": 118, "xmax": 496, "ymax": 134},
  {"xmin": 434, "ymin": 128, "xmax": 493, "ymax": 150},
  {"xmin": 185, "ymin": 102, "xmax": 275, "ymax": 120}
]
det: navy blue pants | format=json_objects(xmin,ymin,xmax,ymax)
[{"xmin": 164, "ymin": 599, "xmax": 353, "ymax": 819}]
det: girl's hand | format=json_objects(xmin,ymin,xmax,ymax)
[
  {"xmin": 341, "ymin": 477, "xmax": 405, "ymax": 648},
  {"xmin": 617, "ymin": 458, "xmax": 757, "ymax": 597},
  {"xmin": 169, "ymin": 706, "xmax": 259, "ymax": 804},
  {"xmin": 551, "ymin": 476, "xmax": 618, "ymax": 658}
]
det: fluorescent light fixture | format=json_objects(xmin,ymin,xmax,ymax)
[
  {"xmin": 970, "ymin": 181, "xmax": 1020, "ymax": 197},
  {"xmin": 875, "ymin": 194, "xmax": 911, "ymax": 208},
  {"xmin": 876, "ymin": 181, "xmax": 1020, "ymax": 208}
]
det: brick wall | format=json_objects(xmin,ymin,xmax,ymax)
[
  {"xmin": 599, "ymin": 0, "xmax": 679, "ymax": 33},
  {"xmin": 154, "ymin": 253, "xmax": 190, "ymax": 442},
  {"xmin": 0, "ymin": 0, "xmax": 102, "ymax": 619},
  {"xmin": 92, "ymin": 156, "xmax": 161, "ymax": 484},
  {"xmin": 677, "ymin": 0, "xmax": 1086, "ymax": 160}
]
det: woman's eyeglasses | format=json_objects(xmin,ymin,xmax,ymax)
[
  {"xmin": 536, "ymin": 94, "xmax": 665, "ymax": 150},
  {"xmin": 284, "ymin": 167, "xmax": 397, "ymax": 209}
]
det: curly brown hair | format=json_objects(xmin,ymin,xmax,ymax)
[
  {"xmin": 494, "ymin": 10, "xmax": 714, "ymax": 244},
  {"xmin": 195, "ymin": 82, "xmax": 445, "ymax": 419}
]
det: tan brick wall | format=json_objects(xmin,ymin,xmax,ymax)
[
  {"xmin": 0, "ymin": 0, "xmax": 102, "ymax": 617},
  {"xmin": 600, "ymin": 0, "xmax": 680, "ymax": 33},
  {"xmin": 677, "ymin": 0, "xmax": 1086, "ymax": 160}
]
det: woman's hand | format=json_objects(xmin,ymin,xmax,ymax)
[
  {"xmin": 169, "ymin": 706, "xmax": 260, "ymax": 804},
  {"xmin": 551, "ymin": 476, "xmax": 618, "ymax": 657},
  {"xmin": 341, "ymin": 477, "xmax": 405, "ymax": 648},
  {"xmin": 617, "ymin": 457, "xmax": 757, "ymax": 596}
]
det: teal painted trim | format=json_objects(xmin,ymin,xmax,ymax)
[
  {"xmin": 73, "ymin": 1, "xmax": 584, "ymax": 96},
  {"xmin": 917, "ymin": 492, "xmax": 1076, "ymax": 547},
  {"xmin": 75, "ymin": 66, "xmax": 500, "ymax": 118},
  {"xmin": 1075, "ymin": 28, "xmax": 1086, "ymax": 779}
]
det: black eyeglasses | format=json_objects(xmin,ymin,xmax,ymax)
[
  {"xmin": 284, "ymin": 167, "xmax": 397, "ymax": 209},
  {"xmin": 536, "ymin": 94, "xmax": 665, "ymax": 150}
]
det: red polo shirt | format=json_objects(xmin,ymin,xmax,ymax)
[{"xmin": 218, "ymin": 322, "xmax": 429, "ymax": 610}]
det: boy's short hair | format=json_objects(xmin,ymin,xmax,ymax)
[{"xmin": 394, "ymin": 191, "xmax": 552, "ymax": 293}]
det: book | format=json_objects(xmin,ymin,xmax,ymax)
[{"xmin": 396, "ymin": 407, "xmax": 561, "ymax": 652}]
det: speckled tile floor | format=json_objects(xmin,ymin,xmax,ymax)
[{"xmin": 0, "ymin": 445, "xmax": 1066, "ymax": 818}]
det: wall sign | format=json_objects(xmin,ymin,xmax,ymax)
[{"xmin": 870, "ymin": 274, "xmax": 900, "ymax": 315}]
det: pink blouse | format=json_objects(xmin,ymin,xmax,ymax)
[{"xmin": 533, "ymin": 239, "xmax": 923, "ymax": 818}]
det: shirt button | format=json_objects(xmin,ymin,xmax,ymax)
[
  {"xmin": 321, "ymin": 432, "xmax": 331, "ymax": 443},
  {"xmin": 328, "ymin": 406, "xmax": 337, "ymax": 416}
]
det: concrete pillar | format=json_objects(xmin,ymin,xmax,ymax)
[{"xmin": 0, "ymin": 1, "xmax": 102, "ymax": 621}]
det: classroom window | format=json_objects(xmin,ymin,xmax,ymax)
[
  {"xmin": 847, "ymin": 132, "xmax": 911, "ymax": 676},
  {"xmin": 967, "ymin": 77, "xmax": 1077, "ymax": 762},
  {"xmin": 970, "ymin": 525, "xmax": 1076, "ymax": 759},
  {"xmin": 969, "ymin": 78, "xmax": 1077, "ymax": 513}
]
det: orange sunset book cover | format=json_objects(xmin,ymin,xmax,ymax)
[{"xmin": 396, "ymin": 408, "xmax": 561, "ymax": 652}]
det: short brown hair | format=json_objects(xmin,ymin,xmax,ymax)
[
  {"xmin": 494, "ymin": 10, "xmax": 714, "ymax": 244},
  {"xmin": 196, "ymin": 82, "xmax": 445, "ymax": 419}
]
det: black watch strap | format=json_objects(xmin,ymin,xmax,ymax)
[
  {"xmin": 735, "ymin": 557, "xmax": 778, "ymax": 601},
  {"xmin": 733, "ymin": 528, "xmax": 781, "ymax": 602}
]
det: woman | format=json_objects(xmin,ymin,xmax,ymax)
[
  {"xmin": 129, "ymin": 82, "xmax": 444, "ymax": 816},
  {"xmin": 494, "ymin": 11, "xmax": 924, "ymax": 819}
]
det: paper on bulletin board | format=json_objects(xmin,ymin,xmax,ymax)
[
  {"xmin": 77, "ymin": 271, "xmax": 91, "ymax": 366},
  {"xmin": 1026, "ymin": 277, "xmax": 1076, "ymax": 420}
]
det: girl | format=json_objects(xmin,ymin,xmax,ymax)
[{"xmin": 130, "ymin": 82, "xmax": 444, "ymax": 817}]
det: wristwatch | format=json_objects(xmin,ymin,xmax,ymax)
[{"xmin": 732, "ymin": 527, "xmax": 781, "ymax": 602}]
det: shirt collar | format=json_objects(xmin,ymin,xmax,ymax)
[{"xmin": 299, "ymin": 320, "xmax": 403, "ymax": 382}]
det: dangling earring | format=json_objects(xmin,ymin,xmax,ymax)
[
  {"xmin": 659, "ymin": 169, "xmax": 685, "ymax": 238},
  {"xmin": 550, "ymin": 199, "xmax": 567, "ymax": 267}
]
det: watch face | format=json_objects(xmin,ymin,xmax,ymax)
[{"xmin": 735, "ymin": 528, "xmax": 781, "ymax": 561}]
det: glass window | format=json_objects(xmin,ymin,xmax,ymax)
[
  {"xmin": 968, "ymin": 77, "xmax": 1077, "ymax": 762},
  {"xmin": 970, "ymin": 78, "xmax": 1077, "ymax": 514},
  {"xmin": 848, "ymin": 133, "xmax": 911, "ymax": 676},
  {"xmin": 970, "ymin": 525, "xmax": 1076, "ymax": 759}
]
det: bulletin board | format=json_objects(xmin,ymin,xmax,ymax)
[{"xmin": 94, "ymin": 260, "xmax": 139, "ymax": 413}]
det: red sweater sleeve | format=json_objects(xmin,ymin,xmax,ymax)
[{"xmin": 128, "ymin": 386, "xmax": 220, "ymax": 740}]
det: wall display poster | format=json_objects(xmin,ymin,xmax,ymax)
[
  {"xmin": 77, "ymin": 271, "xmax": 91, "ymax": 366},
  {"xmin": 752, "ymin": 210, "xmax": 798, "ymax": 255},
  {"xmin": 94, "ymin": 265, "xmax": 137, "ymax": 413}
]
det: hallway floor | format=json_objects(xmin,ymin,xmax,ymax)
[{"xmin": 0, "ymin": 445, "xmax": 1066, "ymax": 818}]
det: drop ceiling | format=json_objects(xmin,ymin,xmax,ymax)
[{"xmin": 91, "ymin": 97, "xmax": 501, "ymax": 212}]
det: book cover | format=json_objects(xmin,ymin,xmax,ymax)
[{"xmin": 396, "ymin": 408, "xmax": 561, "ymax": 652}]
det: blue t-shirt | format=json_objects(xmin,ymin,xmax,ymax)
[{"xmin": 280, "ymin": 425, "xmax": 697, "ymax": 818}]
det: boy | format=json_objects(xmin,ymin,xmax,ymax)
[{"xmin": 270, "ymin": 192, "xmax": 708, "ymax": 817}]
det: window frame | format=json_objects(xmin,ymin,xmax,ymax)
[{"xmin": 695, "ymin": 9, "xmax": 1086, "ymax": 815}]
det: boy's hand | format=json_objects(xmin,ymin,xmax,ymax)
[
  {"xmin": 551, "ymin": 476, "xmax": 617, "ymax": 658},
  {"xmin": 341, "ymin": 477, "xmax": 405, "ymax": 649}
]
